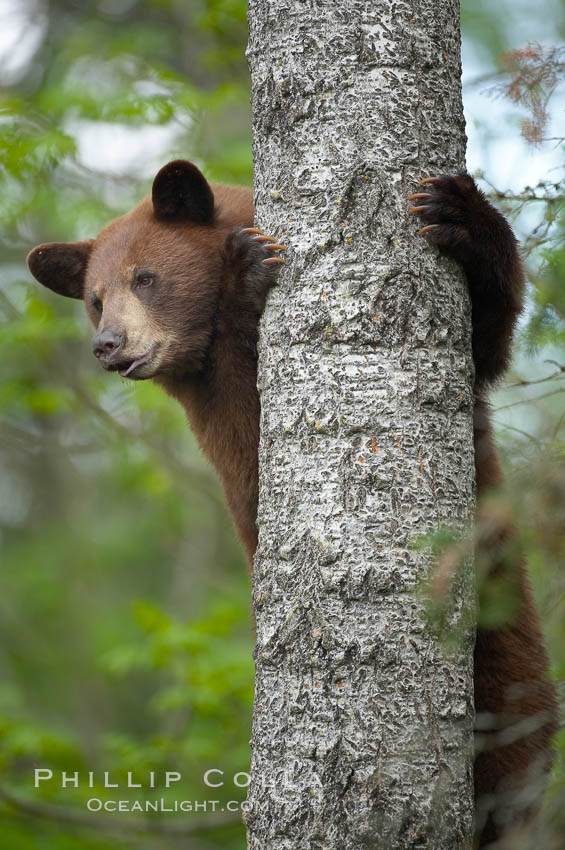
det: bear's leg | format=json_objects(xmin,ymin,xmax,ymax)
[
  {"xmin": 473, "ymin": 401, "xmax": 558, "ymax": 847},
  {"xmin": 408, "ymin": 177, "xmax": 559, "ymax": 844}
]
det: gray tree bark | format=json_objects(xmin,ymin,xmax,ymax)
[{"xmin": 246, "ymin": 1, "xmax": 475, "ymax": 848}]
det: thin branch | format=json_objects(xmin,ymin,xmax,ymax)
[
  {"xmin": 544, "ymin": 588, "xmax": 565, "ymax": 617},
  {"xmin": 493, "ymin": 192, "xmax": 564, "ymax": 203},
  {"xmin": 492, "ymin": 420, "xmax": 541, "ymax": 444},
  {"xmin": 69, "ymin": 379, "xmax": 223, "ymax": 506},
  {"xmin": 462, "ymin": 70, "xmax": 502, "ymax": 89},
  {"xmin": 503, "ymin": 362, "xmax": 565, "ymax": 389},
  {"xmin": 494, "ymin": 387, "xmax": 565, "ymax": 412}
]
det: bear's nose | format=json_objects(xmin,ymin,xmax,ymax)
[{"xmin": 93, "ymin": 328, "xmax": 125, "ymax": 360}]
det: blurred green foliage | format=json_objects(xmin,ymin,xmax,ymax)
[
  {"xmin": 0, "ymin": 0, "xmax": 563, "ymax": 848},
  {"xmin": 1, "ymin": 2, "xmax": 254, "ymax": 847}
]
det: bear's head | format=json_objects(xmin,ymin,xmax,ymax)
[{"xmin": 27, "ymin": 160, "xmax": 227, "ymax": 380}]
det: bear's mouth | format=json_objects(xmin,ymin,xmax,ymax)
[
  {"xmin": 119, "ymin": 351, "xmax": 153, "ymax": 378},
  {"xmin": 106, "ymin": 346, "xmax": 157, "ymax": 379}
]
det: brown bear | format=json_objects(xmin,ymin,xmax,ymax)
[{"xmin": 27, "ymin": 160, "xmax": 558, "ymax": 847}]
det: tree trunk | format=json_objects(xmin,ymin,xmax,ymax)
[{"xmin": 246, "ymin": 1, "xmax": 475, "ymax": 848}]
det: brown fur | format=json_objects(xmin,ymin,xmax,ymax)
[
  {"xmin": 27, "ymin": 163, "xmax": 558, "ymax": 846},
  {"xmin": 415, "ymin": 176, "xmax": 559, "ymax": 845},
  {"xmin": 472, "ymin": 396, "xmax": 558, "ymax": 845}
]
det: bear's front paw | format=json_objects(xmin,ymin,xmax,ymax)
[
  {"xmin": 225, "ymin": 227, "xmax": 286, "ymax": 267},
  {"xmin": 224, "ymin": 226, "xmax": 286, "ymax": 312},
  {"xmin": 408, "ymin": 173, "xmax": 482, "ymax": 260},
  {"xmin": 244, "ymin": 227, "xmax": 287, "ymax": 266}
]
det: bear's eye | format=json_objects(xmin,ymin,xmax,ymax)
[
  {"xmin": 91, "ymin": 296, "xmax": 103, "ymax": 315},
  {"xmin": 135, "ymin": 269, "xmax": 156, "ymax": 288}
]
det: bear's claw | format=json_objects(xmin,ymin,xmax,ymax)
[
  {"xmin": 241, "ymin": 227, "xmax": 264, "ymax": 235},
  {"xmin": 253, "ymin": 234, "xmax": 279, "ymax": 243}
]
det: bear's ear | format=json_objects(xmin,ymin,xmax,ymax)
[
  {"xmin": 152, "ymin": 160, "xmax": 215, "ymax": 224},
  {"xmin": 27, "ymin": 240, "xmax": 94, "ymax": 300}
]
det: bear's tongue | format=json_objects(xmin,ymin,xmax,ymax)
[{"xmin": 119, "ymin": 351, "xmax": 152, "ymax": 378}]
